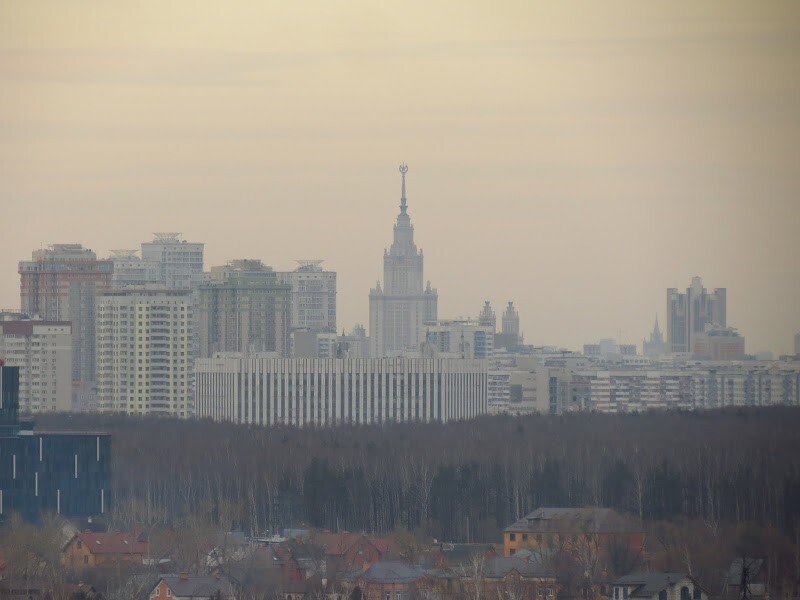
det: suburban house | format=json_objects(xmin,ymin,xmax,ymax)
[
  {"xmin": 612, "ymin": 573, "xmax": 707, "ymax": 600},
  {"xmin": 149, "ymin": 573, "xmax": 237, "ymax": 600},
  {"xmin": 430, "ymin": 542, "xmax": 498, "ymax": 571},
  {"xmin": 315, "ymin": 532, "xmax": 390, "ymax": 574},
  {"xmin": 337, "ymin": 560, "xmax": 427, "ymax": 600},
  {"xmin": 62, "ymin": 530, "xmax": 148, "ymax": 570},
  {"xmin": 468, "ymin": 556, "xmax": 558, "ymax": 600},
  {"xmin": 503, "ymin": 507, "xmax": 645, "ymax": 561}
]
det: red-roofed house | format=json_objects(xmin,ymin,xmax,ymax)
[
  {"xmin": 314, "ymin": 533, "xmax": 386, "ymax": 574},
  {"xmin": 63, "ymin": 530, "xmax": 148, "ymax": 570}
]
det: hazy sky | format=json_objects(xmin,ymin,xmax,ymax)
[{"xmin": 1, "ymin": 1, "xmax": 799, "ymax": 354}]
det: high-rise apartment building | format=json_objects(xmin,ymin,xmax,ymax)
[
  {"xmin": 19, "ymin": 244, "xmax": 113, "ymax": 383},
  {"xmin": 199, "ymin": 260, "xmax": 291, "ymax": 357},
  {"xmin": 109, "ymin": 250, "xmax": 161, "ymax": 289},
  {"xmin": 0, "ymin": 318, "xmax": 72, "ymax": 413},
  {"xmin": 278, "ymin": 261, "xmax": 337, "ymax": 334},
  {"xmin": 140, "ymin": 233, "xmax": 204, "ymax": 290},
  {"xmin": 140, "ymin": 233, "xmax": 204, "ymax": 366},
  {"xmin": 96, "ymin": 289, "xmax": 192, "ymax": 417},
  {"xmin": 369, "ymin": 165, "xmax": 438, "ymax": 357},
  {"xmin": 667, "ymin": 277, "xmax": 727, "ymax": 353}
]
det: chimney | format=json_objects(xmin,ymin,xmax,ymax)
[{"xmin": 180, "ymin": 573, "xmax": 189, "ymax": 581}]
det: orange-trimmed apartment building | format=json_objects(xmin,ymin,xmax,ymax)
[{"xmin": 503, "ymin": 507, "xmax": 645, "ymax": 561}]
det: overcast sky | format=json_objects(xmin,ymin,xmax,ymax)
[{"xmin": 1, "ymin": 1, "xmax": 799, "ymax": 354}]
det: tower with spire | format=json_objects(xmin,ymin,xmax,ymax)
[
  {"xmin": 369, "ymin": 165, "xmax": 438, "ymax": 357},
  {"xmin": 478, "ymin": 301, "xmax": 496, "ymax": 332},
  {"xmin": 643, "ymin": 315, "xmax": 668, "ymax": 357},
  {"xmin": 495, "ymin": 301, "xmax": 522, "ymax": 351}
]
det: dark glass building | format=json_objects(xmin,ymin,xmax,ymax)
[{"xmin": 0, "ymin": 363, "xmax": 111, "ymax": 521}]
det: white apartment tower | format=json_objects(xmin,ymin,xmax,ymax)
[
  {"xmin": 140, "ymin": 233, "xmax": 204, "ymax": 364},
  {"xmin": 109, "ymin": 250, "xmax": 161, "ymax": 289},
  {"xmin": 369, "ymin": 165, "xmax": 438, "ymax": 357},
  {"xmin": 96, "ymin": 289, "xmax": 192, "ymax": 417},
  {"xmin": 140, "ymin": 233, "xmax": 204, "ymax": 290}
]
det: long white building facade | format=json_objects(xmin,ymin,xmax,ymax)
[
  {"xmin": 369, "ymin": 165, "xmax": 438, "ymax": 357},
  {"xmin": 195, "ymin": 356, "xmax": 487, "ymax": 426}
]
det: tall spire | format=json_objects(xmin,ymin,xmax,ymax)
[{"xmin": 399, "ymin": 163, "xmax": 408, "ymax": 215}]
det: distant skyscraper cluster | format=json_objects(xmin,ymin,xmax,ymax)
[
  {"xmin": 667, "ymin": 276, "xmax": 728, "ymax": 354},
  {"xmin": 4, "ymin": 168, "xmax": 798, "ymax": 423},
  {"xmin": 11, "ymin": 232, "xmax": 346, "ymax": 418},
  {"xmin": 5, "ymin": 167, "xmax": 493, "ymax": 423}
]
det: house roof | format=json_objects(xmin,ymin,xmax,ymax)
[
  {"xmin": 315, "ymin": 532, "xmax": 387, "ymax": 559},
  {"xmin": 316, "ymin": 533, "xmax": 363, "ymax": 555},
  {"xmin": 504, "ymin": 507, "xmax": 643, "ymax": 535},
  {"xmin": 614, "ymin": 573, "xmax": 693, "ymax": 597},
  {"xmin": 344, "ymin": 560, "xmax": 425, "ymax": 584},
  {"xmin": 482, "ymin": 556, "xmax": 553, "ymax": 580},
  {"xmin": 435, "ymin": 543, "xmax": 496, "ymax": 568},
  {"xmin": 70, "ymin": 531, "xmax": 148, "ymax": 555},
  {"xmin": 156, "ymin": 574, "xmax": 236, "ymax": 598}
]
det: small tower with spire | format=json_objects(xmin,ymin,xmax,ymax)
[
  {"xmin": 643, "ymin": 315, "xmax": 668, "ymax": 356},
  {"xmin": 478, "ymin": 301, "xmax": 496, "ymax": 333}
]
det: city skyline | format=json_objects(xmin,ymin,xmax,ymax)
[{"xmin": 2, "ymin": 1, "xmax": 799, "ymax": 355}]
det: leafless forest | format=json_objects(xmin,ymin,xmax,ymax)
[{"xmin": 34, "ymin": 407, "xmax": 800, "ymax": 544}]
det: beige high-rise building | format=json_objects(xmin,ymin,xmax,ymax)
[
  {"xmin": 369, "ymin": 165, "xmax": 438, "ymax": 357},
  {"xmin": 96, "ymin": 289, "xmax": 192, "ymax": 417},
  {"xmin": 140, "ymin": 233, "xmax": 204, "ymax": 290},
  {"xmin": 0, "ymin": 318, "xmax": 72, "ymax": 413}
]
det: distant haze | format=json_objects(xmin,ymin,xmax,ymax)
[{"xmin": 1, "ymin": 1, "xmax": 799, "ymax": 355}]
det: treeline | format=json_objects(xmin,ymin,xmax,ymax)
[{"xmin": 35, "ymin": 408, "xmax": 800, "ymax": 542}]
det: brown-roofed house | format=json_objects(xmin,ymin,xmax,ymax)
[
  {"xmin": 63, "ymin": 530, "xmax": 148, "ymax": 570},
  {"xmin": 314, "ymin": 532, "xmax": 387, "ymax": 574},
  {"xmin": 503, "ymin": 507, "xmax": 645, "ymax": 561}
]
